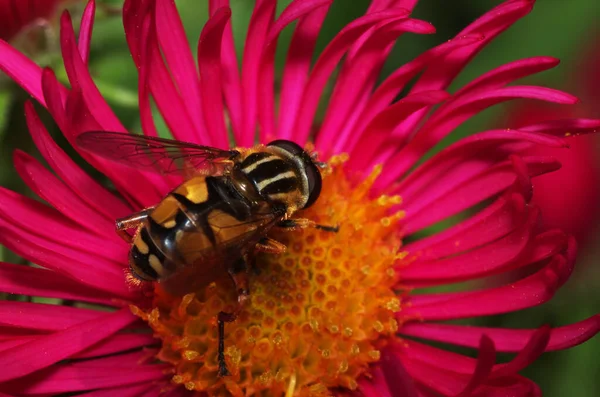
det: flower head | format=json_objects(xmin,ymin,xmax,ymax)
[{"xmin": 0, "ymin": 0, "xmax": 599, "ymax": 396}]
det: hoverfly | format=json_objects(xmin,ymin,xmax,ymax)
[{"xmin": 76, "ymin": 131, "xmax": 337, "ymax": 376}]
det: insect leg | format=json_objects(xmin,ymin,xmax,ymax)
[
  {"xmin": 218, "ymin": 257, "xmax": 251, "ymax": 377},
  {"xmin": 115, "ymin": 208, "xmax": 154, "ymax": 242},
  {"xmin": 217, "ymin": 311, "xmax": 236, "ymax": 377},
  {"xmin": 255, "ymin": 237, "xmax": 287, "ymax": 254},
  {"xmin": 277, "ymin": 219, "xmax": 339, "ymax": 233}
]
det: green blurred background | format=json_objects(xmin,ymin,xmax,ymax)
[{"xmin": 0, "ymin": 0, "xmax": 598, "ymax": 395}]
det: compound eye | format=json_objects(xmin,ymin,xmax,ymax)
[
  {"xmin": 267, "ymin": 139, "xmax": 304, "ymax": 156},
  {"xmin": 303, "ymin": 162, "xmax": 322, "ymax": 208}
]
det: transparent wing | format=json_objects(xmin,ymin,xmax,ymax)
[
  {"xmin": 160, "ymin": 204, "xmax": 285, "ymax": 296},
  {"xmin": 76, "ymin": 131, "xmax": 239, "ymax": 176}
]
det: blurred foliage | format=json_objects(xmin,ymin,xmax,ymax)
[{"xmin": 0, "ymin": 0, "xmax": 598, "ymax": 396}]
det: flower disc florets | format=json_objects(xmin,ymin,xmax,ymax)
[{"xmin": 132, "ymin": 155, "xmax": 406, "ymax": 396}]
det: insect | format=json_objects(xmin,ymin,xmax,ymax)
[{"xmin": 76, "ymin": 131, "xmax": 337, "ymax": 376}]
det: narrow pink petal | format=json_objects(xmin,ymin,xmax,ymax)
[
  {"xmin": 72, "ymin": 349, "xmax": 158, "ymax": 367},
  {"xmin": 26, "ymin": 99, "xmax": 131, "ymax": 220},
  {"xmin": 399, "ymin": 315, "xmax": 600, "ymax": 352},
  {"xmin": 456, "ymin": 335, "xmax": 496, "ymax": 397},
  {"xmin": 454, "ymin": 56, "xmax": 560, "ymax": 97},
  {"xmin": 401, "ymin": 208, "xmax": 537, "ymax": 286},
  {"xmin": 351, "ymin": 34, "xmax": 483, "ymax": 147},
  {"xmin": 76, "ymin": 383, "xmax": 156, "ymax": 397},
  {"xmin": 0, "ymin": 39, "xmax": 56, "ymax": 107},
  {"xmin": 259, "ymin": 0, "xmax": 333, "ymax": 143},
  {"xmin": 144, "ymin": 19, "xmax": 204, "ymax": 145},
  {"xmin": 346, "ymin": 91, "xmax": 450, "ymax": 171},
  {"xmin": 60, "ymin": 12, "xmax": 125, "ymax": 132},
  {"xmin": 292, "ymin": 9, "xmax": 410, "ymax": 145},
  {"xmin": 0, "ymin": 308, "xmax": 137, "ymax": 383},
  {"xmin": 0, "ymin": 301, "xmax": 106, "ymax": 332},
  {"xmin": 197, "ymin": 7, "xmax": 231, "ymax": 148},
  {"xmin": 397, "ymin": 1, "xmax": 535, "ymax": 140},
  {"xmin": 209, "ymin": 0, "xmax": 243, "ymax": 138},
  {"xmin": 137, "ymin": 10, "xmax": 159, "ymax": 138},
  {"xmin": 520, "ymin": 118, "xmax": 600, "ymax": 135},
  {"xmin": 14, "ymin": 150, "xmax": 116, "ymax": 236},
  {"xmin": 404, "ymin": 193, "xmax": 527, "ymax": 261},
  {"xmin": 78, "ymin": 0, "xmax": 96, "ymax": 64},
  {"xmin": 0, "ymin": 362, "xmax": 169, "ymax": 394},
  {"xmin": 395, "ymin": 129, "xmax": 566, "ymax": 205},
  {"xmin": 379, "ymin": 346, "xmax": 419, "ymax": 397},
  {"xmin": 278, "ymin": 1, "xmax": 331, "ymax": 140},
  {"xmin": 490, "ymin": 326, "xmax": 550, "ymax": 378},
  {"xmin": 377, "ymin": 86, "xmax": 576, "ymax": 187},
  {"xmin": 0, "ymin": 262, "xmax": 117, "ymax": 306},
  {"xmin": 238, "ymin": 0, "xmax": 276, "ymax": 146},
  {"xmin": 73, "ymin": 333, "xmax": 157, "ymax": 359},
  {"xmin": 396, "ymin": 340, "xmax": 474, "ymax": 375},
  {"xmin": 41, "ymin": 67, "xmax": 68, "ymax": 129},
  {"xmin": 317, "ymin": 18, "xmax": 435, "ymax": 154},
  {"xmin": 0, "ymin": 186, "xmax": 127, "ymax": 264},
  {"xmin": 63, "ymin": 88, "xmax": 165, "ymax": 208},
  {"xmin": 403, "ymin": 243, "xmax": 575, "ymax": 321},
  {"xmin": 358, "ymin": 365, "xmax": 394, "ymax": 397},
  {"xmin": 156, "ymin": 0, "xmax": 204, "ymax": 139},
  {"xmin": 401, "ymin": 156, "xmax": 560, "ymax": 234},
  {"xmin": 0, "ymin": 224, "xmax": 132, "ymax": 299}
]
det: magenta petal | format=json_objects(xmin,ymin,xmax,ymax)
[
  {"xmin": 346, "ymin": 90, "xmax": 450, "ymax": 170},
  {"xmin": 278, "ymin": 2, "xmax": 330, "ymax": 140},
  {"xmin": 60, "ymin": 12, "xmax": 125, "ymax": 132},
  {"xmin": 0, "ymin": 39, "xmax": 59, "ymax": 107},
  {"xmin": 293, "ymin": 8, "xmax": 411, "ymax": 145},
  {"xmin": 76, "ymin": 383, "xmax": 156, "ymax": 397},
  {"xmin": 0, "ymin": 262, "xmax": 116, "ymax": 306},
  {"xmin": 455, "ymin": 56, "xmax": 560, "ymax": 96},
  {"xmin": 0, "ymin": 301, "xmax": 106, "ymax": 332},
  {"xmin": 520, "ymin": 118, "xmax": 600, "ymax": 136},
  {"xmin": 209, "ymin": 0, "xmax": 243, "ymax": 138},
  {"xmin": 399, "ymin": 315, "xmax": 600, "ymax": 352},
  {"xmin": 259, "ymin": 0, "xmax": 333, "ymax": 143},
  {"xmin": 78, "ymin": 0, "xmax": 96, "ymax": 64},
  {"xmin": 403, "ymin": 247, "xmax": 575, "ymax": 321},
  {"xmin": 73, "ymin": 333, "xmax": 157, "ymax": 359},
  {"xmin": 13, "ymin": 150, "xmax": 116, "ymax": 236},
  {"xmin": 155, "ymin": 0, "xmax": 204, "ymax": 139},
  {"xmin": 401, "ymin": 208, "xmax": 537, "ymax": 286},
  {"xmin": 490, "ymin": 325, "xmax": 551, "ymax": 378},
  {"xmin": 317, "ymin": 18, "xmax": 436, "ymax": 154},
  {"xmin": 456, "ymin": 335, "xmax": 496, "ymax": 397},
  {"xmin": 0, "ymin": 308, "xmax": 136, "ymax": 383},
  {"xmin": 379, "ymin": 346, "xmax": 419, "ymax": 397},
  {"xmin": 238, "ymin": 0, "xmax": 277, "ymax": 146},
  {"xmin": 0, "ymin": 361, "xmax": 169, "ymax": 394},
  {"xmin": 0, "ymin": 186, "xmax": 127, "ymax": 264},
  {"xmin": 401, "ymin": 156, "xmax": 560, "ymax": 234},
  {"xmin": 25, "ymin": 101, "xmax": 131, "ymax": 220},
  {"xmin": 404, "ymin": 193, "xmax": 527, "ymax": 261},
  {"xmin": 197, "ymin": 7, "xmax": 231, "ymax": 148}
]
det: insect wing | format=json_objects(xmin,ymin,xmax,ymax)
[
  {"xmin": 76, "ymin": 131, "xmax": 239, "ymax": 176},
  {"xmin": 160, "ymin": 204, "xmax": 285, "ymax": 296}
]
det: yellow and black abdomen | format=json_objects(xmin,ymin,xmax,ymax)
[{"xmin": 128, "ymin": 176, "xmax": 254, "ymax": 283}]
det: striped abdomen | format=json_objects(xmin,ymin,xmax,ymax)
[{"xmin": 128, "ymin": 176, "xmax": 253, "ymax": 282}]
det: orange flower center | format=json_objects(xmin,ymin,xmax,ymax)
[{"xmin": 132, "ymin": 155, "xmax": 405, "ymax": 396}]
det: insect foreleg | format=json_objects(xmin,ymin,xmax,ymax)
[
  {"xmin": 276, "ymin": 218, "xmax": 339, "ymax": 233},
  {"xmin": 217, "ymin": 311, "xmax": 236, "ymax": 377},
  {"xmin": 115, "ymin": 207, "xmax": 155, "ymax": 243},
  {"xmin": 255, "ymin": 237, "xmax": 287, "ymax": 254}
]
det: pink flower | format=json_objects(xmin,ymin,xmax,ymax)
[{"xmin": 0, "ymin": 0, "xmax": 599, "ymax": 396}]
